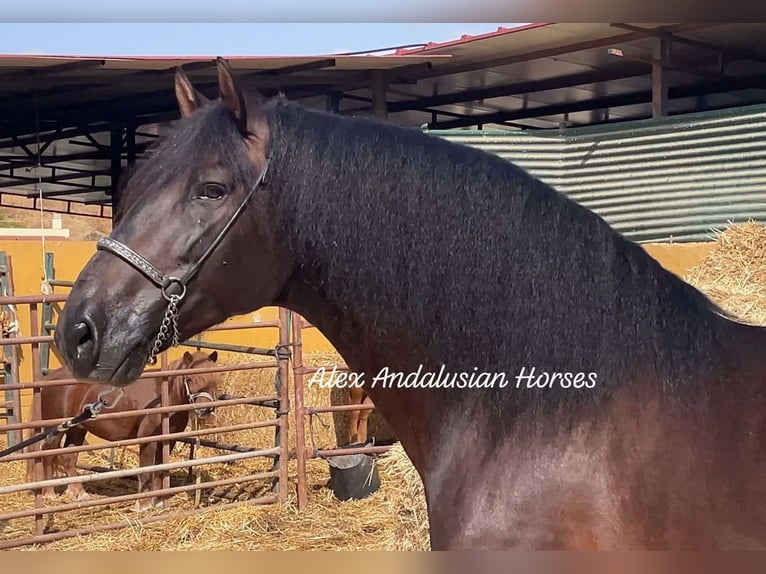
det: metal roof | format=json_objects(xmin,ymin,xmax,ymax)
[{"xmin": 2, "ymin": 22, "xmax": 766, "ymax": 213}]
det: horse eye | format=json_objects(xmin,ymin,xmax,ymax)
[{"xmin": 198, "ymin": 183, "xmax": 225, "ymax": 201}]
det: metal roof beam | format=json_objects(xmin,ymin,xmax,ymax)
[
  {"xmin": 2, "ymin": 61, "xmax": 217, "ymax": 114},
  {"xmin": 427, "ymin": 72, "xmax": 766, "ymax": 129},
  {"xmin": 0, "ymin": 169, "xmax": 111, "ymax": 189},
  {"xmin": 0, "ymin": 62, "xmax": 435, "ymax": 136},
  {"xmin": 413, "ymin": 23, "xmax": 721, "ymax": 81},
  {"xmin": 0, "ymin": 82, "xmax": 110, "ymax": 107},
  {"xmin": 0, "ymin": 59, "xmax": 105, "ymax": 81},
  {"xmin": 385, "ymin": 62, "xmax": 651, "ymax": 113},
  {"xmin": 0, "ymin": 151, "xmax": 106, "ymax": 168},
  {"xmin": 253, "ymin": 58, "xmax": 336, "ymax": 76},
  {"xmin": 610, "ymin": 23, "xmax": 766, "ymax": 64},
  {"xmin": 0, "ymin": 124, "xmax": 109, "ymax": 151}
]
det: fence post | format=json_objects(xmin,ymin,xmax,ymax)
[
  {"xmin": 29, "ymin": 302, "xmax": 45, "ymax": 536},
  {"xmin": 0, "ymin": 252, "xmax": 20, "ymax": 447},
  {"xmin": 271, "ymin": 307, "xmax": 291, "ymax": 503},
  {"xmin": 291, "ymin": 314, "xmax": 308, "ymax": 510},
  {"xmin": 39, "ymin": 252, "xmax": 55, "ymax": 377},
  {"xmin": 161, "ymin": 351, "xmax": 171, "ymax": 493}
]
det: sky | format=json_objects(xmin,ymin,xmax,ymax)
[{"xmin": 0, "ymin": 23, "xmax": 518, "ymax": 57}]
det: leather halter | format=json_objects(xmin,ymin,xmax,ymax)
[
  {"xmin": 96, "ymin": 158, "xmax": 271, "ymax": 362},
  {"xmin": 183, "ymin": 374, "xmax": 216, "ymax": 418}
]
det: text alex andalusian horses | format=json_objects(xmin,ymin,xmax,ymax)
[{"xmin": 54, "ymin": 58, "xmax": 766, "ymax": 550}]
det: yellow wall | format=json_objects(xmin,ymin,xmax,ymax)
[
  {"xmin": 642, "ymin": 242, "xmax": 715, "ymax": 278},
  {"xmin": 1, "ymin": 238, "xmax": 716, "ymax": 423}
]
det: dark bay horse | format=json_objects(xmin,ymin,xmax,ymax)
[
  {"xmin": 53, "ymin": 58, "xmax": 766, "ymax": 549},
  {"xmin": 30, "ymin": 350, "xmax": 219, "ymax": 511}
]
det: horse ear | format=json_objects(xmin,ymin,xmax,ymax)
[
  {"xmin": 174, "ymin": 67, "xmax": 207, "ymax": 119},
  {"xmin": 208, "ymin": 350, "xmax": 218, "ymax": 363},
  {"xmin": 182, "ymin": 350, "xmax": 194, "ymax": 364},
  {"xmin": 216, "ymin": 57, "xmax": 248, "ymax": 132}
]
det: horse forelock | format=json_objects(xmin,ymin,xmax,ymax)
[
  {"xmin": 114, "ymin": 100, "xmax": 260, "ymax": 224},
  {"xmin": 166, "ymin": 353, "xmax": 220, "ymax": 395}
]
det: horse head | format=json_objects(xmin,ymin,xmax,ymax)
[
  {"xmin": 54, "ymin": 58, "xmax": 290, "ymax": 386},
  {"xmin": 176, "ymin": 350, "xmax": 220, "ymax": 424}
]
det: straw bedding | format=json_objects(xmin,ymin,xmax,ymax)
[{"xmin": 2, "ymin": 221, "xmax": 765, "ymax": 550}]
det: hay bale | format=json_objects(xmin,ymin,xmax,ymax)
[{"xmin": 684, "ymin": 221, "xmax": 766, "ymax": 324}]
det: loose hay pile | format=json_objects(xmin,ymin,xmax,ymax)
[{"xmin": 684, "ymin": 221, "xmax": 766, "ymax": 325}]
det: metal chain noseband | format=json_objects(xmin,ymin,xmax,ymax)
[
  {"xmin": 96, "ymin": 158, "xmax": 271, "ymax": 365},
  {"xmin": 147, "ymin": 293, "xmax": 181, "ymax": 365}
]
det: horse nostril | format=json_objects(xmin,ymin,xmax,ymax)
[
  {"xmin": 73, "ymin": 321, "xmax": 94, "ymax": 358},
  {"xmin": 66, "ymin": 316, "xmax": 100, "ymax": 375},
  {"xmin": 74, "ymin": 321, "xmax": 92, "ymax": 344}
]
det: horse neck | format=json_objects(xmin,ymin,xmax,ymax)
[
  {"xmin": 712, "ymin": 311, "xmax": 766, "ymax": 380},
  {"xmin": 268, "ymin": 108, "xmax": 749, "ymax": 474}
]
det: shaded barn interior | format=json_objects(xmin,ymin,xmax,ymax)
[{"xmin": 1, "ymin": 22, "xmax": 766, "ymax": 221}]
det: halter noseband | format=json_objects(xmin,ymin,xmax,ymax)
[
  {"xmin": 97, "ymin": 158, "xmax": 271, "ymax": 364},
  {"xmin": 183, "ymin": 375, "xmax": 216, "ymax": 418}
]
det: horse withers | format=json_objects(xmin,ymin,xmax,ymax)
[{"xmin": 28, "ymin": 350, "xmax": 220, "ymax": 511}]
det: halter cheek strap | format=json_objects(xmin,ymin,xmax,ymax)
[
  {"xmin": 183, "ymin": 375, "xmax": 216, "ymax": 418},
  {"xmin": 96, "ymin": 158, "xmax": 271, "ymax": 364}
]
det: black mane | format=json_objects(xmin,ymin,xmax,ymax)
[
  {"xmin": 120, "ymin": 94, "xmax": 740, "ymax": 429},
  {"xmin": 265, "ymin": 101, "xmax": 736, "ymax": 421}
]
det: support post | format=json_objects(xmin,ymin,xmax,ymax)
[
  {"xmin": 29, "ymin": 302, "xmax": 44, "ymax": 536},
  {"xmin": 370, "ymin": 70, "xmax": 388, "ymax": 119},
  {"xmin": 652, "ymin": 36, "xmax": 670, "ymax": 118},
  {"xmin": 39, "ymin": 252, "xmax": 54, "ymax": 377},
  {"xmin": 126, "ymin": 123, "xmax": 137, "ymax": 167},
  {"xmin": 109, "ymin": 125, "xmax": 124, "ymax": 224},
  {"xmin": 0, "ymin": 253, "xmax": 19, "ymax": 446}
]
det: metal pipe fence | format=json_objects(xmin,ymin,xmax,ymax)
[
  {"xmin": 0, "ymin": 293, "xmax": 292, "ymax": 549},
  {"xmin": 1, "ymin": 289, "xmax": 399, "ymax": 546},
  {"xmin": 290, "ymin": 315, "xmax": 391, "ymax": 511}
]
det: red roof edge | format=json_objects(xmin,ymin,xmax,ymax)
[{"xmin": 392, "ymin": 23, "xmax": 551, "ymax": 55}]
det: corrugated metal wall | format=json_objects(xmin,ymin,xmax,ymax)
[{"xmin": 425, "ymin": 103, "xmax": 766, "ymax": 243}]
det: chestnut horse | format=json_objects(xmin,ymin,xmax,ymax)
[
  {"xmin": 29, "ymin": 350, "xmax": 219, "ymax": 511},
  {"xmin": 54, "ymin": 59, "xmax": 766, "ymax": 549},
  {"xmin": 346, "ymin": 387, "xmax": 373, "ymax": 445}
]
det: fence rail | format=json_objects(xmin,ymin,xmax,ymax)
[
  {"xmin": 0, "ymin": 269, "xmax": 390, "ymax": 546},
  {"xmin": 0, "ymin": 288, "xmax": 293, "ymax": 549}
]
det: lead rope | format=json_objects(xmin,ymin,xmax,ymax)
[{"xmin": 0, "ymin": 387, "xmax": 125, "ymax": 459}]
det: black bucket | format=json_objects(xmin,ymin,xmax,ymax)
[{"xmin": 326, "ymin": 442, "xmax": 381, "ymax": 501}]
